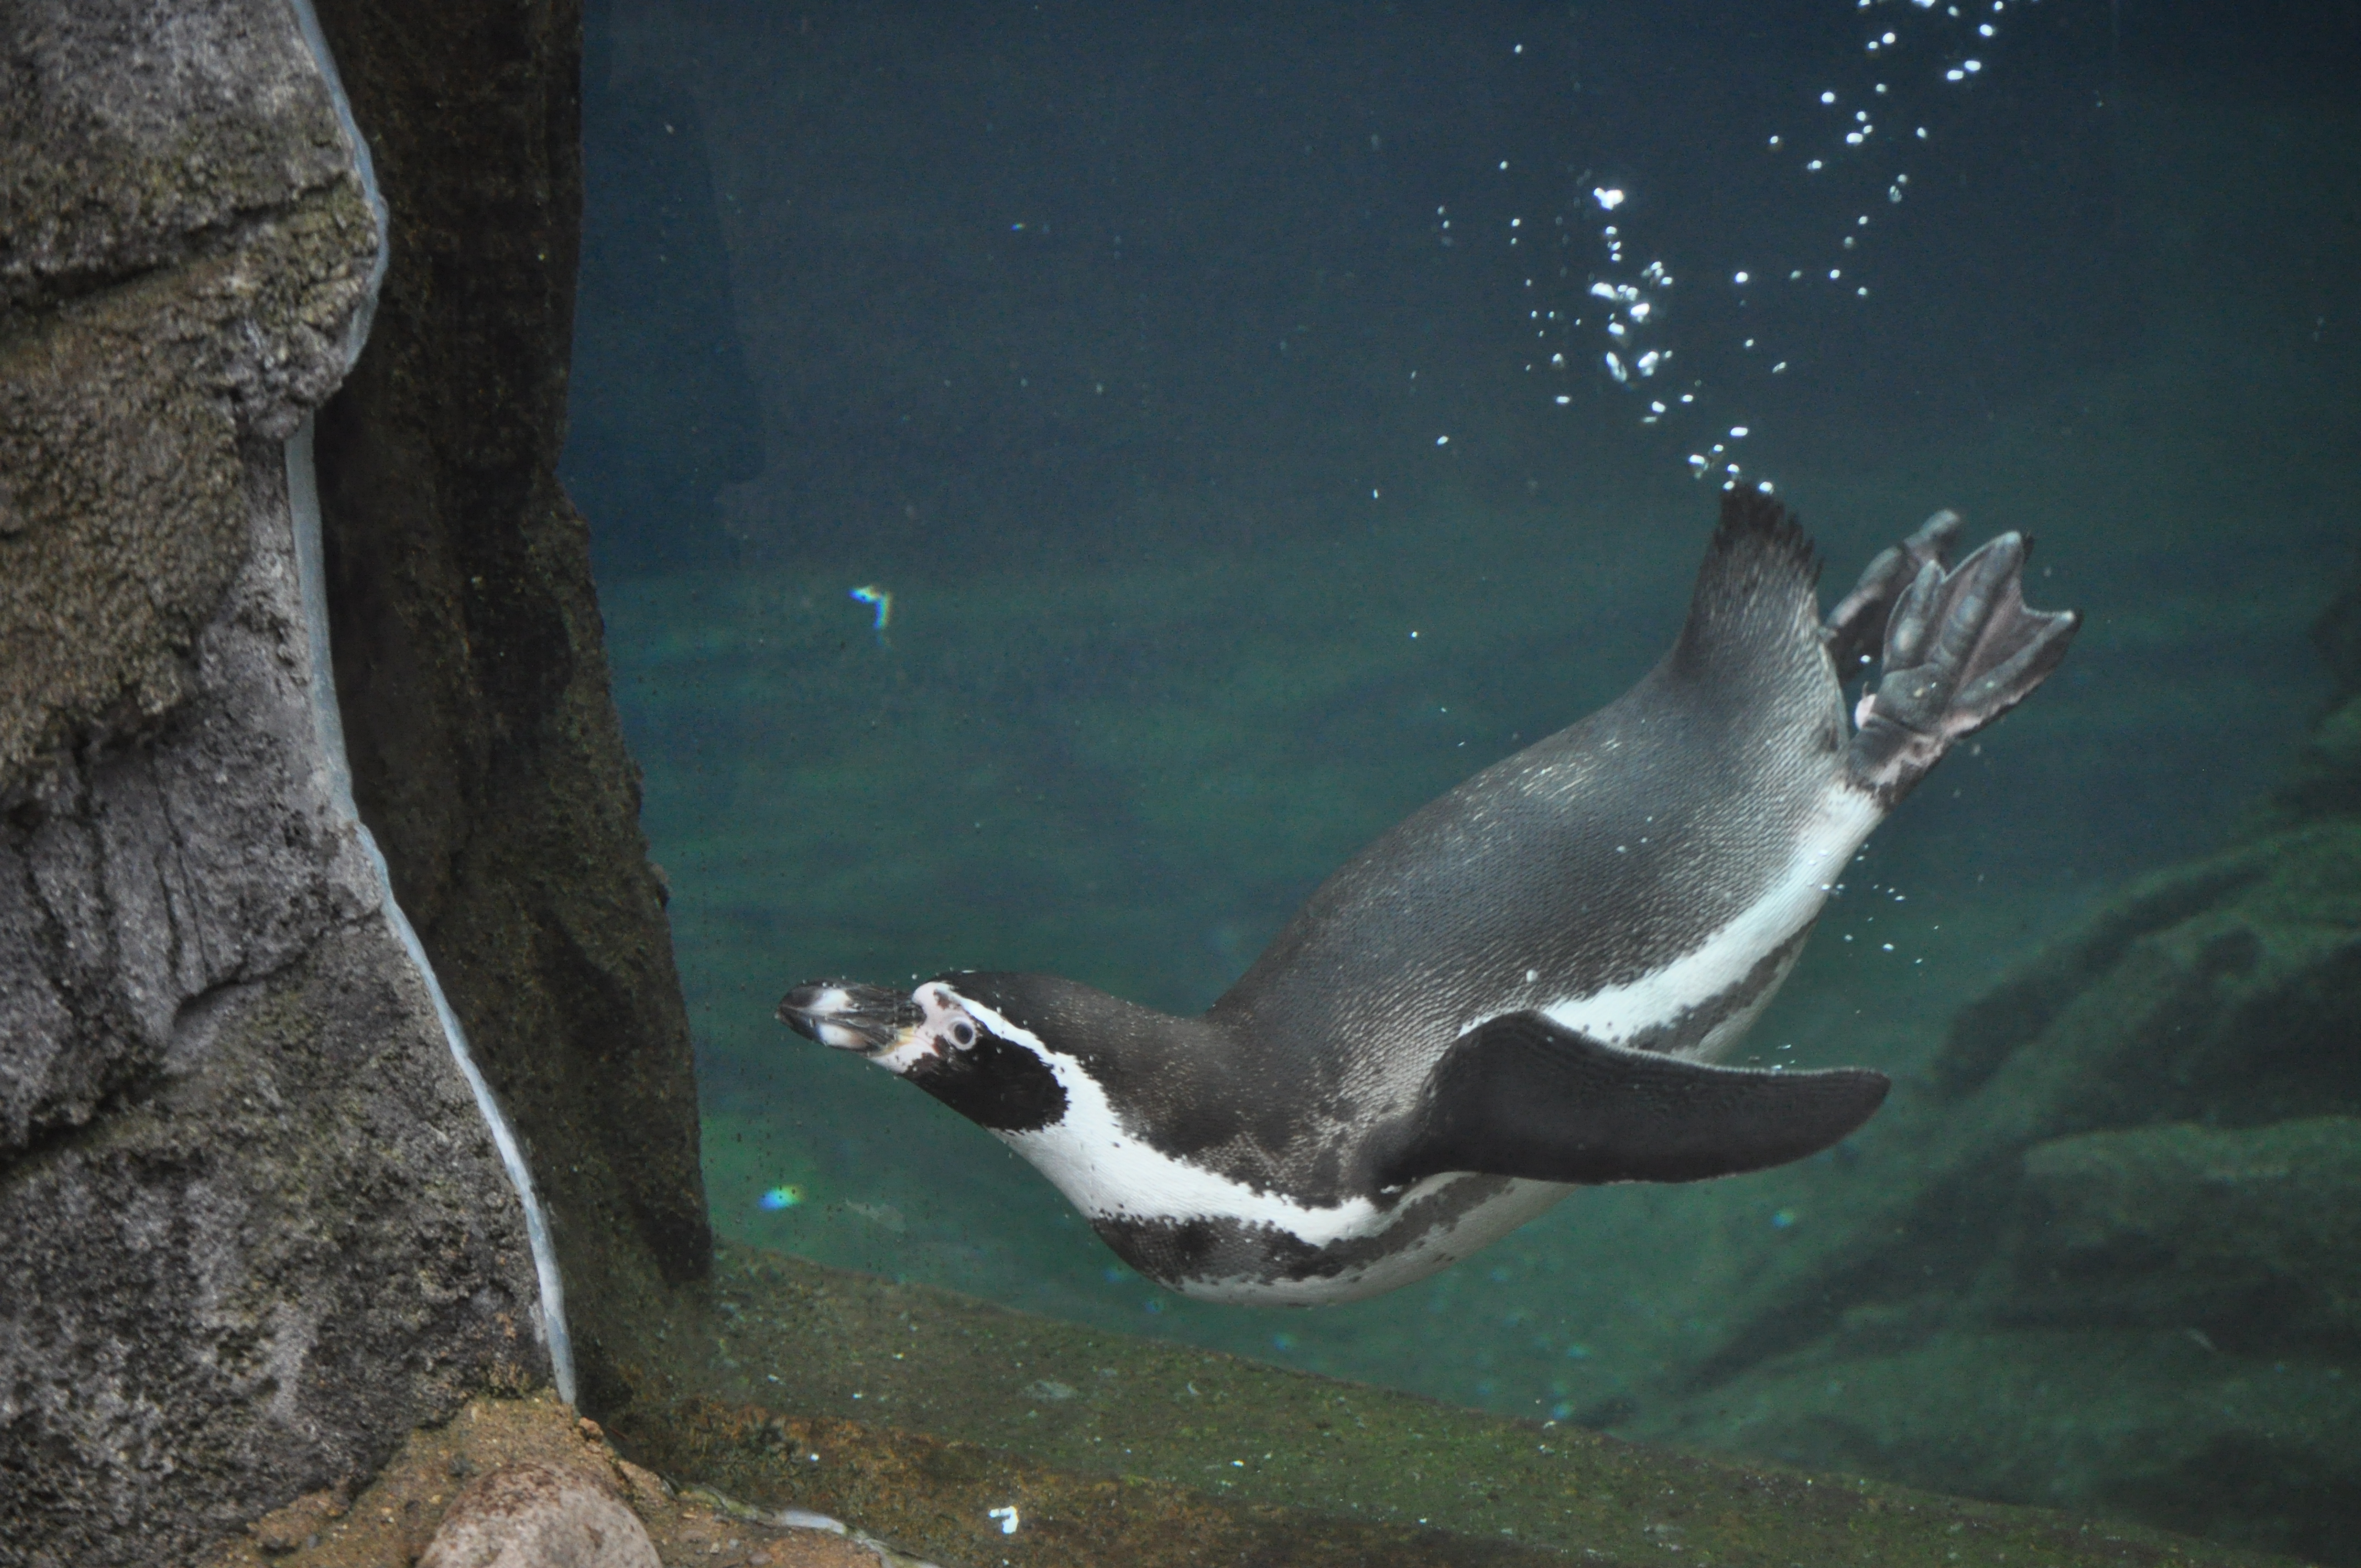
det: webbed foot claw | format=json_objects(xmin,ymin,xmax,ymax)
[
  {"xmin": 1823, "ymin": 508, "xmax": 1965, "ymax": 680},
  {"xmin": 1845, "ymin": 525, "xmax": 2078, "ymax": 805}
]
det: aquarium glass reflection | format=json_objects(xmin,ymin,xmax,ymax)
[{"xmin": 565, "ymin": 0, "xmax": 2361, "ymax": 1559}]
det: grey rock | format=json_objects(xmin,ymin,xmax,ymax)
[
  {"xmin": 2007, "ymin": 1117, "xmax": 2361, "ymax": 1348},
  {"xmin": 308, "ymin": 0, "xmax": 714, "ymax": 1389},
  {"xmin": 417, "ymin": 1462, "xmax": 659, "ymax": 1568},
  {"xmin": 0, "ymin": 454, "xmax": 377, "ymax": 1151},
  {"xmin": 1640, "ymin": 1327, "xmax": 2361, "ymax": 1562},
  {"xmin": 2, "ymin": 923, "xmax": 543, "ymax": 1565},
  {"xmin": 0, "ymin": 0, "xmax": 358, "ymax": 318},
  {"xmin": 0, "ymin": 1, "xmax": 547, "ymax": 1564},
  {"xmin": 0, "ymin": 0, "xmax": 380, "ymax": 784},
  {"xmin": 0, "ymin": 413, "xmax": 544, "ymax": 1563}
]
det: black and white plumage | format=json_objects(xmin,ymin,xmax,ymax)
[{"xmin": 780, "ymin": 493, "xmax": 2077, "ymax": 1305}]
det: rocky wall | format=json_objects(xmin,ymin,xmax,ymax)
[
  {"xmin": 305, "ymin": 0, "xmax": 713, "ymax": 1413},
  {"xmin": 1, "ymin": 0, "xmax": 712, "ymax": 1561},
  {"xmin": 0, "ymin": 3, "xmax": 547, "ymax": 1563}
]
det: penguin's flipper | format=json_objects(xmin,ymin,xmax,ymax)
[
  {"xmin": 1845, "ymin": 530, "xmax": 2079, "ymax": 806},
  {"xmin": 1380, "ymin": 1012, "xmax": 1889, "ymax": 1188}
]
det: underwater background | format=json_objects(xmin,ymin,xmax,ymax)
[{"xmin": 564, "ymin": 0, "xmax": 2360, "ymax": 1558}]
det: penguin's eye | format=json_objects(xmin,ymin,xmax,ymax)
[{"xmin": 951, "ymin": 1022, "xmax": 977, "ymax": 1048}]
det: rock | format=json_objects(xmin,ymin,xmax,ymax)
[
  {"xmin": 417, "ymin": 1463, "xmax": 659, "ymax": 1568},
  {"xmin": 2007, "ymin": 1118, "xmax": 2361, "ymax": 1349},
  {"xmin": 200, "ymin": 1391, "xmax": 906, "ymax": 1568},
  {"xmin": 0, "ymin": 0, "xmax": 378, "ymax": 786},
  {"xmin": 247, "ymin": 1490, "xmax": 346, "ymax": 1557},
  {"xmin": 1635, "ymin": 1327, "xmax": 2361, "ymax": 1562},
  {"xmin": 3, "ymin": 0, "xmax": 709, "ymax": 1560},
  {"xmin": 306, "ymin": 0, "xmax": 714, "ymax": 1408},
  {"xmin": 1, "ymin": 3, "xmax": 554, "ymax": 1564}
]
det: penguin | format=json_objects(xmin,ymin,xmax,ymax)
[{"xmin": 779, "ymin": 492, "xmax": 2077, "ymax": 1305}]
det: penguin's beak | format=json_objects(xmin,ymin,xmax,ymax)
[{"xmin": 777, "ymin": 980, "xmax": 922, "ymax": 1054}]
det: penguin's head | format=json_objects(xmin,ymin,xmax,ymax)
[{"xmin": 778, "ymin": 976, "xmax": 1070, "ymax": 1133}]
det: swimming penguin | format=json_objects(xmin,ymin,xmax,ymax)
[{"xmin": 780, "ymin": 492, "xmax": 2076, "ymax": 1305}]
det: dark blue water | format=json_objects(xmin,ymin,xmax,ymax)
[{"xmin": 567, "ymin": 0, "xmax": 2361, "ymax": 1554}]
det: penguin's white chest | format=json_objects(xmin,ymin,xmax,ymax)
[{"xmin": 1537, "ymin": 783, "xmax": 1882, "ymax": 1058}]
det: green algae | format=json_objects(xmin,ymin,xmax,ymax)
[{"xmin": 605, "ymin": 1244, "xmax": 2298, "ymax": 1567}]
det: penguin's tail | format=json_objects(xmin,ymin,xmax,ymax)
[
  {"xmin": 1666, "ymin": 488, "xmax": 1829, "ymax": 702},
  {"xmin": 1839, "ymin": 523, "xmax": 2079, "ymax": 806}
]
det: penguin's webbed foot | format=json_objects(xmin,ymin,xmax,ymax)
[
  {"xmin": 1845, "ymin": 529, "xmax": 2079, "ymax": 805},
  {"xmin": 1823, "ymin": 508, "xmax": 1964, "ymax": 680}
]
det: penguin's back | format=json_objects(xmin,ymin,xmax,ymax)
[{"xmin": 1210, "ymin": 493, "xmax": 1848, "ymax": 1129}]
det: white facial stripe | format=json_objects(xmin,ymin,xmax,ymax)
[
  {"xmin": 871, "ymin": 1034, "xmax": 937, "ymax": 1072},
  {"xmin": 941, "ymin": 985, "xmax": 1399, "ymax": 1248},
  {"xmin": 936, "ymin": 986, "xmax": 1586, "ymax": 1303},
  {"xmin": 864, "ymin": 982, "xmax": 964, "ymax": 1072},
  {"xmin": 1537, "ymin": 784, "xmax": 1883, "ymax": 1050}
]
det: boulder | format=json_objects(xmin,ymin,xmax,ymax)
[
  {"xmin": 307, "ymin": 0, "xmax": 713, "ymax": 1408},
  {"xmin": 416, "ymin": 1462, "xmax": 659, "ymax": 1568},
  {"xmin": 2007, "ymin": 1118, "xmax": 2361, "ymax": 1348},
  {"xmin": 2, "ymin": 0, "xmax": 710, "ymax": 1561}
]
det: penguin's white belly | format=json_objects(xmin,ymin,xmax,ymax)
[
  {"xmin": 989, "ymin": 1020, "xmax": 1580, "ymax": 1304},
  {"xmin": 1537, "ymin": 781, "xmax": 1881, "ymax": 1057},
  {"xmin": 1169, "ymin": 1175, "xmax": 1576, "ymax": 1305}
]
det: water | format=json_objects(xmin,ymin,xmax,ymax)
[{"xmin": 568, "ymin": 0, "xmax": 2360, "ymax": 1558}]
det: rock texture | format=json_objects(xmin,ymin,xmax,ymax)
[
  {"xmin": 1, "ymin": 2, "xmax": 548, "ymax": 1564},
  {"xmin": 203, "ymin": 1391, "xmax": 902, "ymax": 1568},
  {"xmin": 417, "ymin": 1461, "xmax": 660, "ymax": 1568},
  {"xmin": 1618, "ymin": 571, "xmax": 2361, "ymax": 1566},
  {"xmin": 305, "ymin": 0, "xmax": 714, "ymax": 1416},
  {"xmin": 3, "ymin": 0, "xmax": 712, "ymax": 1561}
]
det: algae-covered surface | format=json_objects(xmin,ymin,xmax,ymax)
[{"xmin": 602, "ymin": 1245, "xmax": 2298, "ymax": 1567}]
